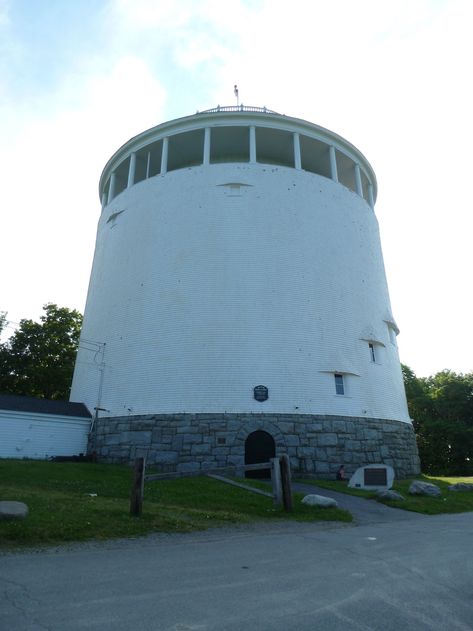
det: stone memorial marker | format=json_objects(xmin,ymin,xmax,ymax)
[{"xmin": 348, "ymin": 464, "xmax": 394, "ymax": 490}]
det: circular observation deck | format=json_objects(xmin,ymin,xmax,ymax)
[{"xmin": 100, "ymin": 106, "xmax": 377, "ymax": 209}]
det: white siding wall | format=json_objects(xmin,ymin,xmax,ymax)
[
  {"xmin": 0, "ymin": 410, "xmax": 90, "ymax": 459},
  {"xmin": 71, "ymin": 162, "xmax": 409, "ymax": 422}
]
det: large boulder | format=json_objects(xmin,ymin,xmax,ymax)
[
  {"xmin": 448, "ymin": 483, "xmax": 473, "ymax": 492},
  {"xmin": 376, "ymin": 489, "xmax": 405, "ymax": 501},
  {"xmin": 408, "ymin": 480, "xmax": 442, "ymax": 497},
  {"xmin": 301, "ymin": 494, "xmax": 338, "ymax": 508},
  {"xmin": 0, "ymin": 501, "xmax": 29, "ymax": 520}
]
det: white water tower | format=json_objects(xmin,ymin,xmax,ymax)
[{"xmin": 71, "ymin": 106, "xmax": 420, "ymax": 477}]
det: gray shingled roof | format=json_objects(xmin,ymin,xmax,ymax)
[{"xmin": 0, "ymin": 394, "xmax": 91, "ymax": 418}]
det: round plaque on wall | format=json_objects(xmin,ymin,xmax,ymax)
[{"xmin": 254, "ymin": 385, "xmax": 268, "ymax": 402}]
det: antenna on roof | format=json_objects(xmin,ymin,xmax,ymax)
[{"xmin": 234, "ymin": 84, "xmax": 239, "ymax": 107}]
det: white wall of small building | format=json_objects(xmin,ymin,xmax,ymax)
[
  {"xmin": 0, "ymin": 410, "xmax": 90, "ymax": 459},
  {"xmin": 71, "ymin": 163, "xmax": 409, "ymax": 422}
]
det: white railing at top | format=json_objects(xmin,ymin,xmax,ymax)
[{"xmin": 197, "ymin": 105, "xmax": 280, "ymax": 115}]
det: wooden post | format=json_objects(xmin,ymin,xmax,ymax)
[
  {"xmin": 130, "ymin": 457, "xmax": 145, "ymax": 516},
  {"xmin": 270, "ymin": 457, "xmax": 283, "ymax": 507},
  {"xmin": 279, "ymin": 454, "xmax": 293, "ymax": 512}
]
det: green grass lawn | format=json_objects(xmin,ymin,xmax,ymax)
[
  {"xmin": 302, "ymin": 475, "xmax": 473, "ymax": 515},
  {"xmin": 0, "ymin": 460, "xmax": 351, "ymax": 548}
]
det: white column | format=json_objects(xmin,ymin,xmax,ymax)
[
  {"xmin": 107, "ymin": 172, "xmax": 116, "ymax": 204},
  {"xmin": 249, "ymin": 126, "xmax": 256, "ymax": 163},
  {"xmin": 146, "ymin": 151, "xmax": 151, "ymax": 178},
  {"xmin": 329, "ymin": 146, "xmax": 338, "ymax": 182},
  {"xmin": 368, "ymin": 183, "xmax": 375, "ymax": 209},
  {"xmin": 354, "ymin": 163, "xmax": 363, "ymax": 197},
  {"xmin": 127, "ymin": 152, "xmax": 136, "ymax": 188},
  {"xmin": 161, "ymin": 137, "xmax": 169, "ymax": 174},
  {"xmin": 293, "ymin": 133, "xmax": 301, "ymax": 170},
  {"xmin": 203, "ymin": 127, "xmax": 211, "ymax": 165}
]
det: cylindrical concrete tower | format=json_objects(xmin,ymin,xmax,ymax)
[{"xmin": 71, "ymin": 106, "xmax": 420, "ymax": 477}]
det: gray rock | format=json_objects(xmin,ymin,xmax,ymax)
[
  {"xmin": 409, "ymin": 480, "xmax": 442, "ymax": 497},
  {"xmin": 376, "ymin": 489, "xmax": 405, "ymax": 501},
  {"xmin": 301, "ymin": 494, "xmax": 338, "ymax": 508},
  {"xmin": 448, "ymin": 483, "xmax": 473, "ymax": 492},
  {"xmin": 0, "ymin": 501, "xmax": 29, "ymax": 520}
]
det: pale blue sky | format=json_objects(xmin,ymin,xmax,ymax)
[{"xmin": 1, "ymin": 0, "xmax": 472, "ymax": 377}]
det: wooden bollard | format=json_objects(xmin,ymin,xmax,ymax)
[
  {"xmin": 130, "ymin": 457, "xmax": 145, "ymax": 516},
  {"xmin": 279, "ymin": 454, "xmax": 293, "ymax": 512},
  {"xmin": 270, "ymin": 457, "xmax": 283, "ymax": 507}
]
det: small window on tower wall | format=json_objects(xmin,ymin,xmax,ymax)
[
  {"xmin": 334, "ymin": 374, "xmax": 345, "ymax": 395},
  {"xmin": 369, "ymin": 343, "xmax": 376, "ymax": 362}
]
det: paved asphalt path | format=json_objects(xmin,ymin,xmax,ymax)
[
  {"xmin": 1, "ymin": 488, "xmax": 473, "ymax": 631},
  {"xmin": 293, "ymin": 481, "xmax": 428, "ymax": 525}
]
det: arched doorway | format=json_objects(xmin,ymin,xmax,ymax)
[{"xmin": 245, "ymin": 430, "xmax": 275, "ymax": 478}]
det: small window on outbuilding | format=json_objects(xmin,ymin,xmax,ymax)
[{"xmin": 334, "ymin": 374, "xmax": 345, "ymax": 395}]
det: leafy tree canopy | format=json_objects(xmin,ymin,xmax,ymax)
[
  {"xmin": 0, "ymin": 304, "xmax": 82, "ymax": 400},
  {"xmin": 403, "ymin": 365, "xmax": 473, "ymax": 475}
]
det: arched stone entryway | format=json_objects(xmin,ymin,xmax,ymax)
[{"xmin": 245, "ymin": 430, "xmax": 275, "ymax": 478}]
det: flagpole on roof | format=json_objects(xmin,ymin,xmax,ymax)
[{"xmin": 234, "ymin": 84, "xmax": 239, "ymax": 107}]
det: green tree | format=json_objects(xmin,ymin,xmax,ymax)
[
  {"xmin": 403, "ymin": 365, "xmax": 473, "ymax": 475},
  {"xmin": 427, "ymin": 370, "xmax": 473, "ymax": 427},
  {"xmin": 0, "ymin": 304, "xmax": 82, "ymax": 400},
  {"xmin": 402, "ymin": 364, "xmax": 431, "ymax": 423}
]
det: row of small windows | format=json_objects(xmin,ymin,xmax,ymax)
[
  {"xmin": 103, "ymin": 125, "xmax": 374, "ymax": 207},
  {"xmin": 334, "ymin": 334, "xmax": 398, "ymax": 395},
  {"xmin": 256, "ymin": 372, "xmax": 395, "ymax": 399}
]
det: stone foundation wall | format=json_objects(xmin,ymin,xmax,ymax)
[{"xmin": 90, "ymin": 413, "xmax": 420, "ymax": 479}]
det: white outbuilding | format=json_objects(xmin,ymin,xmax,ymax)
[
  {"xmin": 70, "ymin": 106, "xmax": 420, "ymax": 478},
  {"xmin": 0, "ymin": 394, "xmax": 91, "ymax": 460}
]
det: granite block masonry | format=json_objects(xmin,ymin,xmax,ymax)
[{"xmin": 90, "ymin": 413, "xmax": 420, "ymax": 479}]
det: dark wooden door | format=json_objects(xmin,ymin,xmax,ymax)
[{"xmin": 245, "ymin": 430, "xmax": 275, "ymax": 478}]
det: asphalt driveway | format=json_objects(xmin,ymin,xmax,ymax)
[{"xmin": 1, "ymin": 491, "xmax": 471, "ymax": 630}]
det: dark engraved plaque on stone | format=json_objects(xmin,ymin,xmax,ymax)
[
  {"xmin": 254, "ymin": 385, "xmax": 268, "ymax": 402},
  {"xmin": 364, "ymin": 467, "xmax": 387, "ymax": 486}
]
